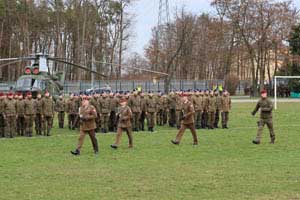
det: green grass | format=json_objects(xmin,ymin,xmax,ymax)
[{"xmin": 1, "ymin": 102, "xmax": 300, "ymax": 200}]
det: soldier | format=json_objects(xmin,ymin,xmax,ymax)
[
  {"xmin": 252, "ymin": 89, "xmax": 275, "ymax": 144},
  {"xmin": 167, "ymin": 92, "xmax": 176, "ymax": 127},
  {"xmin": 156, "ymin": 94, "xmax": 164, "ymax": 126},
  {"xmin": 221, "ymin": 90, "xmax": 231, "ymax": 129},
  {"xmin": 171, "ymin": 94, "xmax": 198, "ymax": 146},
  {"xmin": 98, "ymin": 92, "xmax": 111, "ymax": 133},
  {"xmin": 128, "ymin": 91, "xmax": 141, "ymax": 132},
  {"xmin": 34, "ymin": 93, "xmax": 43, "ymax": 135},
  {"xmin": 3, "ymin": 92, "xmax": 17, "ymax": 138},
  {"xmin": 214, "ymin": 91, "xmax": 222, "ymax": 128},
  {"xmin": 146, "ymin": 92, "xmax": 157, "ymax": 132},
  {"xmin": 16, "ymin": 93, "xmax": 25, "ymax": 136},
  {"xmin": 109, "ymin": 92, "xmax": 118, "ymax": 132},
  {"xmin": 111, "ymin": 98, "xmax": 133, "ymax": 149},
  {"xmin": 24, "ymin": 92, "xmax": 35, "ymax": 137},
  {"xmin": 162, "ymin": 95, "xmax": 168, "ymax": 125},
  {"xmin": 0, "ymin": 93, "xmax": 5, "ymax": 138},
  {"xmin": 55, "ymin": 94, "xmax": 66, "ymax": 128},
  {"xmin": 71, "ymin": 97, "xmax": 99, "ymax": 155},
  {"xmin": 42, "ymin": 91, "xmax": 54, "ymax": 136},
  {"xmin": 175, "ymin": 92, "xmax": 183, "ymax": 129},
  {"xmin": 192, "ymin": 90, "xmax": 203, "ymax": 129},
  {"xmin": 207, "ymin": 91, "xmax": 216, "ymax": 129},
  {"xmin": 201, "ymin": 90, "xmax": 209, "ymax": 129},
  {"xmin": 139, "ymin": 92, "xmax": 147, "ymax": 131},
  {"xmin": 66, "ymin": 94, "xmax": 78, "ymax": 130}
]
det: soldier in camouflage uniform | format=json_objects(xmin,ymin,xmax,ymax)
[
  {"xmin": 167, "ymin": 92, "xmax": 176, "ymax": 127},
  {"xmin": 67, "ymin": 94, "xmax": 78, "ymax": 130},
  {"xmin": 252, "ymin": 89, "xmax": 275, "ymax": 144},
  {"xmin": 146, "ymin": 92, "xmax": 157, "ymax": 132},
  {"xmin": 207, "ymin": 91, "xmax": 216, "ymax": 129},
  {"xmin": 89, "ymin": 93, "xmax": 100, "ymax": 132},
  {"xmin": 98, "ymin": 92, "xmax": 111, "ymax": 133},
  {"xmin": 42, "ymin": 91, "xmax": 54, "ymax": 136},
  {"xmin": 109, "ymin": 92, "xmax": 118, "ymax": 132},
  {"xmin": 16, "ymin": 93, "xmax": 25, "ymax": 136},
  {"xmin": 139, "ymin": 92, "xmax": 147, "ymax": 131},
  {"xmin": 156, "ymin": 94, "xmax": 164, "ymax": 126},
  {"xmin": 4, "ymin": 92, "xmax": 17, "ymax": 138},
  {"xmin": 34, "ymin": 93, "xmax": 43, "ymax": 135},
  {"xmin": 201, "ymin": 90, "xmax": 209, "ymax": 128},
  {"xmin": 175, "ymin": 92, "xmax": 183, "ymax": 129},
  {"xmin": 214, "ymin": 91, "xmax": 222, "ymax": 128},
  {"xmin": 128, "ymin": 91, "xmax": 141, "ymax": 132},
  {"xmin": 24, "ymin": 92, "xmax": 35, "ymax": 137},
  {"xmin": 0, "ymin": 93, "xmax": 5, "ymax": 138},
  {"xmin": 221, "ymin": 90, "xmax": 231, "ymax": 129},
  {"xmin": 55, "ymin": 94, "xmax": 66, "ymax": 128},
  {"xmin": 192, "ymin": 90, "xmax": 203, "ymax": 129}
]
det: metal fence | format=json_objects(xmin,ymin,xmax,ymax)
[{"xmin": 0, "ymin": 80, "xmax": 249, "ymax": 95}]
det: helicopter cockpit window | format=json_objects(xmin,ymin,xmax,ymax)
[
  {"xmin": 16, "ymin": 78, "xmax": 46, "ymax": 90},
  {"xmin": 16, "ymin": 78, "xmax": 32, "ymax": 88}
]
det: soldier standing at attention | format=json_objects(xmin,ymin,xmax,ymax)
[
  {"xmin": 192, "ymin": 90, "xmax": 203, "ymax": 129},
  {"xmin": 167, "ymin": 92, "xmax": 177, "ymax": 127},
  {"xmin": 175, "ymin": 92, "xmax": 183, "ymax": 129},
  {"xmin": 156, "ymin": 93, "xmax": 164, "ymax": 126},
  {"xmin": 146, "ymin": 92, "xmax": 157, "ymax": 132},
  {"xmin": 42, "ymin": 91, "xmax": 54, "ymax": 136},
  {"xmin": 139, "ymin": 92, "xmax": 147, "ymax": 131},
  {"xmin": 171, "ymin": 94, "xmax": 198, "ymax": 146},
  {"xmin": 252, "ymin": 89, "xmax": 275, "ymax": 144},
  {"xmin": 111, "ymin": 98, "xmax": 133, "ymax": 149},
  {"xmin": 16, "ymin": 93, "xmax": 25, "ymax": 136},
  {"xmin": 34, "ymin": 93, "xmax": 43, "ymax": 135},
  {"xmin": 66, "ymin": 94, "xmax": 77, "ymax": 130},
  {"xmin": 24, "ymin": 92, "xmax": 35, "ymax": 137},
  {"xmin": 207, "ymin": 91, "xmax": 216, "ymax": 129},
  {"xmin": 109, "ymin": 92, "xmax": 118, "ymax": 132},
  {"xmin": 4, "ymin": 92, "xmax": 17, "ymax": 138},
  {"xmin": 214, "ymin": 91, "xmax": 222, "ymax": 128},
  {"xmin": 202, "ymin": 90, "xmax": 209, "ymax": 129},
  {"xmin": 71, "ymin": 97, "xmax": 99, "ymax": 155},
  {"xmin": 98, "ymin": 92, "xmax": 111, "ymax": 133},
  {"xmin": 0, "ymin": 93, "xmax": 5, "ymax": 138},
  {"xmin": 128, "ymin": 91, "xmax": 141, "ymax": 132},
  {"xmin": 221, "ymin": 90, "xmax": 231, "ymax": 129},
  {"xmin": 55, "ymin": 94, "xmax": 66, "ymax": 128}
]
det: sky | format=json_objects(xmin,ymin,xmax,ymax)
[{"xmin": 128, "ymin": 0, "xmax": 300, "ymax": 55}]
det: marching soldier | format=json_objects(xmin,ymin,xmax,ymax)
[
  {"xmin": 16, "ymin": 93, "xmax": 25, "ymax": 136},
  {"xmin": 71, "ymin": 97, "xmax": 99, "ymax": 155},
  {"xmin": 207, "ymin": 91, "xmax": 216, "ymax": 129},
  {"xmin": 4, "ymin": 92, "xmax": 17, "ymax": 138},
  {"xmin": 192, "ymin": 90, "xmax": 203, "ymax": 129},
  {"xmin": 98, "ymin": 92, "xmax": 111, "ymax": 133},
  {"xmin": 252, "ymin": 89, "xmax": 275, "ymax": 144},
  {"xmin": 214, "ymin": 91, "xmax": 222, "ymax": 128},
  {"xmin": 128, "ymin": 91, "xmax": 141, "ymax": 132},
  {"xmin": 146, "ymin": 92, "xmax": 157, "ymax": 132},
  {"xmin": 42, "ymin": 91, "xmax": 54, "ymax": 136},
  {"xmin": 34, "ymin": 93, "xmax": 43, "ymax": 135},
  {"xmin": 171, "ymin": 94, "xmax": 198, "ymax": 146},
  {"xmin": 55, "ymin": 94, "xmax": 66, "ymax": 128},
  {"xmin": 0, "ymin": 93, "xmax": 5, "ymax": 138},
  {"xmin": 111, "ymin": 98, "xmax": 133, "ymax": 149},
  {"xmin": 221, "ymin": 90, "xmax": 231, "ymax": 129}
]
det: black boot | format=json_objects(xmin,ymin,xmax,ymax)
[
  {"xmin": 171, "ymin": 140, "xmax": 179, "ymax": 145},
  {"xmin": 71, "ymin": 149, "xmax": 80, "ymax": 155},
  {"xmin": 110, "ymin": 144, "xmax": 118, "ymax": 149},
  {"xmin": 252, "ymin": 140, "xmax": 260, "ymax": 145}
]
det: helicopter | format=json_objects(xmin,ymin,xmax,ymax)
[
  {"xmin": 0, "ymin": 53, "xmax": 106, "ymax": 99},
  {"xmin": 0, "ymin": 53, "xmax": 169, "ymax": 99}
]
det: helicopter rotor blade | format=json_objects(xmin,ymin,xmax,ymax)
[
  {"xmin": 0, "ymin": 59, "xmax": 31, "ymax": 68},
  {"xmin": 90, "ymin": 60, "xmax": 169, "ymax": 76},
  {"xmin": 0, "ymin": 57, "xmax": 33, "ymax": 62},
  {"xmin": 48, "ymin": 58, "xmax": 107, "ymax": 77}
]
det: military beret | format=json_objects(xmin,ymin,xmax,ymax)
[
  {"xmin": 27, "ymin": 91, "xmax": 32, "ymax": 96},
  {"xmin": 7, "ymin": 92, "xmax": 14, "ymax": 96},
  {"xmin": 0, "ymin": 92, "xmax": 4, "ymax": 97},
  {"xmin": 261, "ymin": 89, "xmax": 267, "ymax": 94}
]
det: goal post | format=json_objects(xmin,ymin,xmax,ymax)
[{"xmin": 274, "ymin": 76, "xmax": 300, "ymax": 110}]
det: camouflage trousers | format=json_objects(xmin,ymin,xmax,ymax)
[
  {"xmin": 201, "ymin": 111, "xmax": 208, "ymax": 128},
  {"xmin": 146, "ymin": 112, "xmax": 155, "ymax": 129},
  {"xmin": 5, "ymin": 115, "xmax": 16, "ymax": 138},
  {"xmin": 132, "ymin": 112, "xmax": 140, "ymax": 131},
  {"xmin": 109, "ymin": 111, "xmax": 117, "ymax": 132},
  {"xmin": 0, "ymin": 114, "xmax": 5, "ymax": 137},
  {"xmin": 208, "ymin": 111, "xmax": 215, "ymax": 128},
  {"xmin": 68, "ymin": 114, "xmax": 77, "ymax": 130},
  {"xmin": 24, "ymin": 115, "xmax": 34, "ymax": 137},
  {"xmin": 57, "ymin": 112, "xmax": 65, "ymax": 128},
  {"xmin": 101, "ymin": 113, "xmax": 110, "ymax": 132},
  {"xmin": 113, "ymin": 127, "xmax": 133, "ymax": 148},
  {"xmin": 194, "ymin": 110, "xmax": 202, "ymax": 129},
  {"xmin": 214, "ymin": 109, "xmax": 220, "ymax": 128},
  {"xmin": 139, "ymin": 111, "xmax": 146, "ymax": 131},
  {"xmin": 35, "ymin": 114, "xmax": 43, "ymax": 135},
  {"xmin": 17, "ymin": 115, "xmax": 25, "ymax": 136},
  {"xmin": 221, "ymin": 112, "xmax": 229, "ymax": 127},
  {"xmin": 174, "ymin": 123, "xmax": 198, "ymax": 145},
  {"xmin": 43, "ymin": 116, "xmax": 53, "ymax": 136},
  {"xmin": 168, "ymin": 109, "xmax": 176, "ymax": 127},
  {"xmin": 255, "ymin": 118, "xmax": 275, "ymax": 142},
  {"xmin": 156, "ymin": 109, "xmax": 164, "ymax": 126}
]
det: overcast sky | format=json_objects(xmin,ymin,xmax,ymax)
[{"xmin": 128, "ymin": 0, "xmax": 300, "ymax": 55}]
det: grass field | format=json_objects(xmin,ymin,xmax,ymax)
[{"xmin": 0, "ymin": 102, "xmax": 300, "ymax": 200}]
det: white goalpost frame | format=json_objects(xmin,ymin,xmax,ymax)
[{"xmin": 274, "ymin": 76, "xmax": 300, "ymax": 110}]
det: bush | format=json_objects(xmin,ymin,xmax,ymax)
[{"xmin": 224, "ymin": 75, "xmax": 239, "ymax": 95}]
